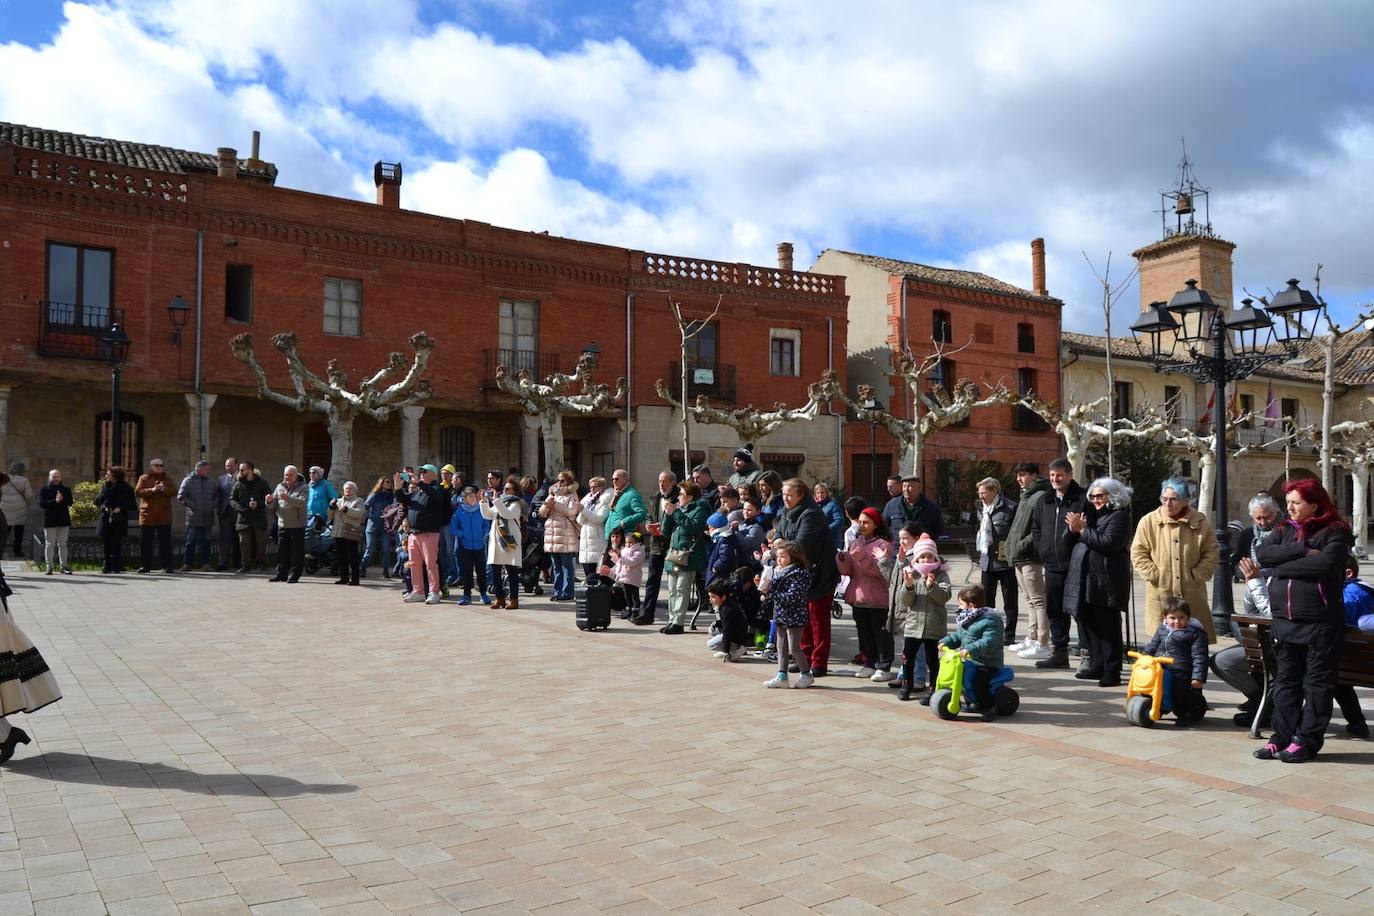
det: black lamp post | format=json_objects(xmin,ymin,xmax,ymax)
[
  {"xmin": 102, "ymin": 322, "xmax": 132, "ymax": 469},
  {"xmin": 167, "ymin": 294, "xmax": 191, "ymax": 345},
  {"xmin": 862, "ymin": 394, "xmax": 884, "ymax": 504},
  {"xmin": 1131, "ymin": 277, "xmax": 1324, "ymax": 633}
]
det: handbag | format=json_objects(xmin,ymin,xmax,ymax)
[{"xmin": 666, "ymin": 548, "xmax": 692, "ymax": 567}]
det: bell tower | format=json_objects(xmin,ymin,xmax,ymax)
[{"xmin": 1132, "ymin": 144, "xmax": 1236, "ymax": 311}]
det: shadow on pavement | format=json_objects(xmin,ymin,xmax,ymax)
[{"xmin": 6, "ymin": 751, "xmax": 357, "ymax": 796}]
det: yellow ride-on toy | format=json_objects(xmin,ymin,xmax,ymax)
[{"xmin": 1124, "ymin": 651, "xmax": 1206, "ymax": 727}]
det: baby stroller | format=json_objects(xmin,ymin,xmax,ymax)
[
  {"xmin": 303, "ymin": 518, "xmax": 337, "ymax": 576},
  {"xmin": 519, "ymin": 537, "xmax": 548, "ymax": 595}
]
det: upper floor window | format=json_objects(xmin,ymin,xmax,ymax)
[
  {"xmin": 1163, "ymin": 384, "xmax": 1183, "ymax": 425},
  {"xmin": 1238, "ymin": 393, "xmax": 1255, "ymax": 429},
  {"xmin": 226, "ymin": 264, "xmax": 253, "ymax": 323},
  {"xmin": 932, "ymin": 309, "xmax": 952, "ymax": 343},
  {"xmin": 1017, "ymin": 322, "xmax": 1035, "ymax": 353},
  {"xmin": 324, "ymin": 277, "xmax": 361, "ymax": 336},
  {"xmin": 47, "ymin": 242, "xmax": 113, "ymax": 327},
  {"xmin": 685, "ymin": 320, "xmax": 718, "ymax": 368},
  {"xmin": 498, "ymin": 299, "xmax": 538, "ymax": 357},
  {"xmin": 1112, "ymin": 381, "xmax": 1133, "ymax": 417},
  {"xmin": 769, "ymin": 329, "xmax": 800, "ymax": 376}
]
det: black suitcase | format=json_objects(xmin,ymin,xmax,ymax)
[{"xmin": 576, "ymin": 577, "xmax": 614, "ymax": 631}]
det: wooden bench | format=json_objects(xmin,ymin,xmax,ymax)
[{"xmin": 1232, "ymin": 613, "xmax": 1374, "ymax": 739}]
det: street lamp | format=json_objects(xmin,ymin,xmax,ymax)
[
  {"xmin": 167, "ymin": 295, "xmax": 191, "ymax": 346},
  {"xmin": 1130, "ymin": 276, "xmax": 1325, "ymax": 632},
  {"xmin": 862, "ymin": 394, "xmax": 884, "ymax": 503},
  {"xmin": 102, "ymin": 322, "xmax": 132, "ymax": 469}
]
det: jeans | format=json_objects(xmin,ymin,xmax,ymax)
[
  {"xmin": 276, "ymin": 527, "xmax": 305, "ymax": 581},
  {"xmin": 981, "ymin": 567, "xmax": 1019, "ymax": 641},
  {"xmin": 458, "ymin": 548, "xmax": 487, "ymax": 596},
  {"xmin": 141, "ymin": 524, "xmax": 173, "ymax": 571},
  {"xmin": 362, "ymin": 522, "xmax": 396, "ymax": 572},
  {"xmin": 43, "ymin": 526, "xmax": 70, "ymax": 569},
  {"xmin": 439, "ymin": 527, "xmax": 457, "ymax": 584},
  {"xmin": 487, "ymin": 564, "xmax": 520, "ymax": 600},
  {"xmin": 1015, "ymin": 563, "xmax": 1048, "ymax": 645},
  {"xmin": 409, "ymin": 532, "xmax": 442, "ymax": 596},
  {"xmin": 183, "ymin": 525, "xmax": 213, "ymax": 567},
  {"xmin": 550, "ymin": 552, "xmax": 576, "ymax": 599}
]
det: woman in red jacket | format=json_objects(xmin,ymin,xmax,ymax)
[{"xmin": 835, "ymin": 507, "xmax": 896, "ymax": 682}]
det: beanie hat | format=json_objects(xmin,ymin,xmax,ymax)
[
  {"xmin": 441, "ymin": 464, "xmax": 456, "ymax": 474},
  {"xmin": 734, "ymin": 443, "xmax": 754, "ymax": 462},
  {"xmin": 707, "ymin": 511, "xmax": 730, "ymax": 530},
  {"xmin": 859, "ymin": 507, "xmax": 883, "ymax": 525}
]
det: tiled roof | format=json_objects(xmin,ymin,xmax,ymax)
[
  {"xmin": 1, "ymin": 121, "xmax": 277, "ymax": 181},
  {"xmin": 824, "ymin": 249, "xmax": 1057, "ymax": 301}
]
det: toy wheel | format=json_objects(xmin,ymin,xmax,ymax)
[
  {"xmin": 1126, "ymin": 695, "xmax": 1154, "ymax": 728},
  {"xmin": 831, "ymin": 600, "xmax": 843, "ymax": 620},
  {"xmin": 930, "ymin": 689, "xmax": 959, "ymax": 720},
  {"xmin": 994, "ymin": 686, "xmax": 1020, "ymax": 717},
  {"xmin": 534, "ymin": 585, "xmax": 544, "ymax": 595},
  {"xmin": 304, "ymin": 559, "xmax": 319, "ymax": 575},
  {"xmin": 1176, "ymin": 695, "xmax": 1207, "ymax": 724}
]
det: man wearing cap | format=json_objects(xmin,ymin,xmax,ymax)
[
  {"xmin": 394, "ymin": 464, "xmax": 452, "ymax": 605},
  {"xmin": 439, "ymin": 464, "xmax": 459, "ymax": 588},
  {"xmin": 728, "ymin": 446, "xmax": 762, "ymax": 489},
  {"xmin": 882, "ymin": 476, "xmax": 944, "ymax": 543},
  {"xmin": 306, "ymin": 466, "xmax": 338, "ymax": 529},
  {"xmin": 177, "ymin": 459, "xmax": 223, "ymax": 571}
]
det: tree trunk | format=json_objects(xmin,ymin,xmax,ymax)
[
  {"xmin": 1197, "ymin": 443, "xmax": 1217, "ymax": 520},
  {"xmin": 539, "ymin": 409, "xmax": 564, "ymax": 481},
  {"xmin": 1353, "ymin": 461, "xmax": 1369, "ymax": 558},
  {"xmin": 1061, "ymin": 424, "xmax": 1088, "ymax": 483},
  {"xmin": 326, "ymin": 412, "xmax": 355, "ymax": 489},
  {"xmin": 910, "ymin": 393, "xmax": 922, "ymax": 478},
  {"xmin": 1321, "ymin": 336, "xmax": 1335, "ymax": 489},
  {"xmin": 681, "ymin": 357, "xmax": 690, "ymax": 475}
]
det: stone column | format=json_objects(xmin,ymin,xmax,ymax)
[
  {"xmin": 0, "ymin": 385, "xmax": 11, "ymax": 472},
  {"xmin": 401, "ymin": 406, "xmax": 425, "ymax": 469},
  {"xmin": 521, "ymin": 414, "xmax": 541, "ymax": 478}
]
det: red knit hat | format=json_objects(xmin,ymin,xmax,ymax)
[{"xmin": 860, "ymin": 507, "xmax": 883, "ymax": 525}]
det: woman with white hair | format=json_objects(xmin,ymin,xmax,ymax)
[
  {"xmin": 1130, "ymin": 476, "xmax": 1219, "ymax": 642},
  {"xmin": 1231, "ymin": 493, "xmax": 1283, "ymax": 617},
  {"xmin": 1064, "ymin": 477, "xmax": 1134, "ymax": 686},
  {"xmin": 330, "ymin": 481, "xmax": 367, "ymax": 586}
]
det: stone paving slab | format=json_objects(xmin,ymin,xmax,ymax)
[{"xmin": 0, "ymin": 559, "xmax": 1372, "ymax": 914}]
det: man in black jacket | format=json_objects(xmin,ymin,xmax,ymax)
[
  {"xmin": 974, "ymin": 477, "xmax": 1018, "ymax": 642},
  {"xmin": 1030, "ymin": 458, "xmax": 1086, "ymax": 669},
  {"xmin": 882, "ymin": 476, "xmax": 944, "ymax": 542},
  {"xmin": 394, "ymin": 464, "xmax": 451, "ymax": 605},
  {"xmin": 772, "ymin": 478, "xmax": 839, "ymax": 676}
]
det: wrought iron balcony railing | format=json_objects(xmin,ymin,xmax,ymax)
[{"xmin": 37, "ymin": 301, "xmax": 126, "ymax": 361}]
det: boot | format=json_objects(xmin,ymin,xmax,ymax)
[
  {"xmin": 506, "ymin": 597, "xmax": 519, "ymax": 610},
  {"xmin": 1035, "ymin": 649, "xmax": 1070, "ymax": 669},
  {"xmin": 491, "ymin": 596, "xmax": 505, "ymax": 609}
]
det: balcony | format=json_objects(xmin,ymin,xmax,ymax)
[
  {"xmin": 482, "ymin": 348, "xmax": 561, "ymax": 389},
  {"xmin": 37, "ymin": 301, "xmax": 126, "ymax": 361},
  {"xmin": 668, "ymin": 362, "xmax": 736, "ymax": 404}
]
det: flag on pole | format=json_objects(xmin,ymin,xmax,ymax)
[
  {"xmin": 1264, "ymin": 382, "xmax": 1280, "ymax": 429},
  {"xmin": 1198, "ymin": 388, "xmax": 1215, "ymax": 432}
]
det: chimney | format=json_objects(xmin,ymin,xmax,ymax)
[
  {"xmin": 216, "ymin": 147, "xmax": 237, "ymax": 180},
  {"xmin": 247, "ymin": 130, "xmax": 262, "ymax": 168},
  {"xmin": 374, "ymin": 161, "xmax": 402, "ymax": 209},
  {"xmin": 1031, "ymin": 237, "xmax": 1047, "ymax": 296},
  {"xmin": 777, "ymin": 241, "xmax": 794, "ymax": 272}
]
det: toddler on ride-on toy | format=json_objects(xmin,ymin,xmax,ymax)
[
  {"xmin": 1126, "ymin": 596, "xmax": 1208, "ymax": 727},
  {"xmin": 931, "ymin": 585, "xmax": 1019, "ymax": 721}
]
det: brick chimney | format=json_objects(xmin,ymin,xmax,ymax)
[
  {"xmin": 777, "ymin": 241, "xmax": 794, "ymax": 272},
  {"xmin": 374, "ymin": 161, "xmax": 402, "ymax": 209},
  {"xmin": 216, "ymin": 147, "xmax": 237, "ymax": 179},
  {"xmin": 1031, "ymin": 237, "xmax": 1047, "ymax": 296}
]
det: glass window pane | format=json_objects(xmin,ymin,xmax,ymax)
[
  {"xmin": 47, "ymin": 244, "xmax": 78, "ymax": 305},
  {"xmin": 83, "ymin": 249, "xmax": 111, "ymax": 309}
]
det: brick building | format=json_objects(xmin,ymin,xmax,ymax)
[
  {"xmin": 0, "ymin": 122, "xmax": 847, "ymax": 530},
  {"xmin": 812, "ymin": 244, "xmax": 1064, "ymax": 512}
]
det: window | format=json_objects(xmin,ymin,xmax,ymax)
[
  {"xmin": 1112, "ymin": 381, "xmax": 1133, "ymax": 418},
  {"xmin": 225, "ymin": 264, "xmax": 253, "ymax": 323},
  {"xmin": 769, "ymin": 329, "xmax": 800, "ymax": 376},
  {"xmin": 1238, "ymin": 394, "xmax": 1255, "ymax": 429},
  {"xmin": 438, "ymin": 426, "xmax": 475, "ymax": 479},
  {"xmin": 498, "ymin": 298, "xmax": 538, "ymax": 358},
  {"xmin": 761, "ymin": 453, "xmax": 804, "ymax": 481},
  {"xmin": 1163, "ymin": 385, "xmax": 1182, "ymax": 425},
  {"xmin": 929, "ymin": 358, "xmax": 956, "ymax": 396},
  {"xmin": 932, "ymin": 309, "xmax": 952, "ymax": 343},
  {"xmin": 1017, "ymin": 323, "xmax": 1035, "ymax": 354},
  {"xmin": 323, "ymin": 278, "xmax": 361, "ymax": 336},
  {"xmin": 94, "ymin": 410, "xmax": 143, "ymax": 479},
  {"xmin": 1281, "ymin": 397, "xmax": 1300, "ymax": 435},
  {"xmin": 46, "ymin": 242, "xmax": 114, "ymax": 327},
  {"xmin": 684, "ymin": 320, "xmax": 718, "ymax": 368},
  {"xmin": 1180, "ymin": 458, "xmax": 1192, "ymax": 478},
  {"xmin": 1014, "ymin": 368, "xmax": 1045, "ymax": 430}
]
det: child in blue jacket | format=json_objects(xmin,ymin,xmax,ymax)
[
  {"xmin": 1143, "ymin": 596, "xmax": 1209, "ymax": 721},
  {"xmin": 939, "ymin": 584, "xmax": 1005, "ymax": 720},
  {"xmin": 451, "ymin": 486, "xmax": 491, "ymax": 605}
]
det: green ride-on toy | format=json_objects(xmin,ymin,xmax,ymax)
[
  {"xmin": 929, "ymin": 644, "xmax": 1020, "ymax": 720},
  {"xmin": 1124, "ymin": 651, "xmax": 1206, "ymax": 727}
]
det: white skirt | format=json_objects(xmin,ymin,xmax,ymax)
[{"xmin": 0, "ymin": 606, "xmax": 62, "ymax": 716}]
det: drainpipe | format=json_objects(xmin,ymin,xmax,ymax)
[
  {"xmin": 195, "ymin": 229, "xmax": 206, "ymax": 458},
  {"xmin": 828, "ymin": 315, "xmax": 840, "ymax": 490},
  {"xmin": 625, "ymin": 290, "xmax": 633, "ymax": 473}
]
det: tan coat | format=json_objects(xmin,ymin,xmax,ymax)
[
  {"xmin": 539, "ymin": 484, "xmax": 581, "ymax": 554},
  {"xmin": 135, "ymin": 472, "xmax": 174, "ymax": 526},
  {"xmin": 331, "ymin": 496, "xmax": 366, "ymax": 541},
  {"xmin": 1130, "ymin": 506, "xmax": 1219, "ymax": 642}
]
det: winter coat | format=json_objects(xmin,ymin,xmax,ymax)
[
  {"xmin": 481, "ymin": 495, "xmax": 525, "ymax": 566},
  {"xmin": 940, "ymin": 607, "xmax": 1005, "ymax": 670},
  {"xmin": 1006, "ymin": 476, "xmax": 1051, "ymax": 566},
  {"xmin": 885, "ymin": 549, "xmax": 917, "ymax": 634},
  {"xmin": 577, "ymin": 488, "xmax": 614, "ymax": 564},
  {"xmin": 604, "ymin": 485, "xmax": 648, "ymax": 538},
  {"xmin": 698, "ymin": 480, "xmax": 721, "ymax": 513},
  {"xmin": 733, "ymin": 519, "xmax": 767, "ymax": 557},
  {"xmin": 1131, "ymin": 506, "xmax": 1219, "ymax": 642},
  {"xmin": 763, "ymin": 564, "xmax": 813, "ymax": 627},
  {"xmin": 216, "ymin": 473, "xmax": 238, "ymax": 519},
  {"xmin": 772, "ymin": 497, "xmax": 839, "ymax": 601},
  {"xmin": 715, "ymin": 594, "xmax": 751, "ymax": 649},
  {"xmin": 663, "ymin": 498, "xmax": 711, "ymax": 573},
  {"xmin": 1257, "ymin": 520, "xmax": 1356, "ymax": 629},
  {"xmin": 330, "ymin": 495, "xmax": 366, "ymax": 541},
  {"xmin": 538, "ymin": 483, "xmax": 581, "ymax": 554},
  {"xmin": 230, "ymin": 475, "xmax": 271, "ymax": 530},
  {"xmin": 94, "ymin": 480, "xmax": 136, "ymax": 536},
  {"xmin": 728, "ymin": 461, "xmax": 762, "ymax": 488},
  {"xmin": 646, "ymin": 489, "xmax": 678, "ymax": 556},
  {"xmin": 451, "ymin": 500, "xmax": 490, "ymax": 551},
  {"xmin": 177, "ymin": 472, "xmax": 222, "ymax": 528},
  {"xmin": 706, "ymin": 532, "xmax": 741, "ymax": 585},
  {"xmin": 974, "ymin": 495, "xmax": 1016, "ymax": 572},
  {"xmin": 901, "ymin": 569, "xmax": 951, "ymax": 640},
  {"xmin": 1032, "ymin": 481, "xmax": 1087, "ymax": 573},
  {"xmin": 395, "ymin": 481, "xmax": 449, "ymax": 533},
  {"xmin": 307, "ymin": 479, "xmax": 338, "ymax": 519},
  {"xmin": 1344, "ymin": 579, "xmax": 1374, "ymax": 628},
  {"xmin": 38, "ymin": 483, "xmax": 73, "ymax": 528},
  {"xmin": 365, "ymin": 490, "xmax": 395, "ymax": 526},
  {"xmin": 135, "ymin": 472, "xmax": 174, "ymax": 526},
  {"xmin": 881, "ymin": 493, "xmax": 945, "ymax": 542},
  {"xmin": 835, "ymin": 534, "xmax": 895, "ymax": 609},
  {"xmin": 272, "ymin": 478, "xmax": 309, "ymax": 530},
  {"xmin": 1143, "ymin": 619, "xmax": 1209, "ymax": 683},
  {"xmin": 758, "ymin": 494, "xmax": 784, "ymax": 531},
  {"xmin": 818, "ymin": 498, "xmax": 846, "ymax": 549},
  {"xmin": 1063, "ymin": 504, "xmax": 1133, "ymax": 617},
  {"xmin": 1, "ymin": 474, "xmax": 33, "ymax": 526},
  {"xmin": 612, "ymin": 540, "xmax": 645, "ymax": 587}
]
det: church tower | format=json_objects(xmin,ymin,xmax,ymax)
[{"xmin": 1132, "ymin": 148, "xmax": 1235, "ymax": 310}]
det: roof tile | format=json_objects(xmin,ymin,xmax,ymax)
[
  {"xmin": 1, "ymin": 121, "xmax": 277, "ymax": 181},
  {"xmin": 824, "ymin": 249, "xmax": 1056, "ymax": 301}
]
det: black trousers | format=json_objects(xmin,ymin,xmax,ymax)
[
  {"xmin": 1078, "ymin": 602, "xmax": 1124, "ymax": 676},
  {"xmin": 1334, "ymin": 686, "xmax": 1368, "ymax": 728},
  {"xmin": 276, "ymin": 527, "xmax": 305, "ymax": 581},
  {"xmin": 101, "ymin": 527, "xmax": 126, "ymax": 572},
  {"xmin": 853, "ymin": 606, "xmax": 893, "ymax": 670},
  {"xmin": 901, "ymin": 637, "xmax": 940, "ymax": 689},
  {"xmin": 639, "ymin": 553, "xmax": 666, "ymax": 621},
  {"xmin": 980, "ymin": 568, "xmax": 1019, "ymax": 641},
  {"xmin": 141, "ymin": 524, "xmax": 172, "ymax": 571},
  {"xmin": 218, "ymin": 512, "xmax": 240, "ymax": 568},
  {"xmin": 11, "ymin": 525, "xmax": 24, "ymax": 559},
  {"xmin": 337, "ymin": 538, "xmax": 361, "ymax": 584},
  {"xmin": 1044, "ymin": 568, "xmax": 1070, "ymax": 651},
  {"xmin": 1271, "ymin": 621, "xmax": 1343, "ymax": 753}
]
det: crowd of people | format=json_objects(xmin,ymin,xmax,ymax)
[{"xmin": 3, "ymin": 446, "xmax": 1371, "ymax": 766}]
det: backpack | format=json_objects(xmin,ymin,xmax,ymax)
[{"xmin": 381, "ymin": 500, "xmax": 406, "ymax": 534}]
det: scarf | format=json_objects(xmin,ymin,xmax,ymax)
[
  {"xmin": 955, "ymin": 605, "xmax": 990, "ymax": 629},
  {"xmin": 976, "ymin": 500, "xmax": 995, "ymax": 555}
]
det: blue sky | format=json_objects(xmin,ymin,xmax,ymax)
[{"xmin": 4, "ymin": 0, "xmax": 1374, "ymax": 333}]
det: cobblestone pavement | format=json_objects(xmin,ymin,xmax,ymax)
[{"xmin": 1, "ymin": 557, "xmax": 1373, "ymax": 915}]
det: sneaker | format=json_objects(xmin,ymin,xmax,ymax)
[
  {"xmin": 400, "ymin": 591, "xmax": 412, "ymax": 601},
  {"xmin": 1015, "ymin": 636, "xmax": 1035, "ymax": 651},
  {"xmin": 404, "ymin": 592, "xmax": 426, "ymax": 603},
  {"xmin": 793, "ymin": 673, "xmax": 815, "ymax": 689},
  {"xmin": 714, "ymin": 651, "xmax": 730, "ymax": 659},
  {"xmin": 870, "ymin": 670, "xmax": 896, "ymax": 683},
  {"xmin": 1277, "ymin": 742, "xmax": 1316, "ymax": 763},
  {"xmin": 60, "ymin": 566, "xmax": 73, "ymax": 575},
  {"xmin": 1253, "ymin": 742, "xmax": 1281, "ymax": 759},
  {"xmin": 765, "ymin": 674, "xmax": 789, "ymax": 688},
  {"xmin": 854, "ymin": 667, "xmax": 876, "ymax": 679},
  {"xmin": 764, "ymin": 649, "xmax": 778, "ymax": 663},
  {"xmin": 458, "ymin": 596, "xmax": 471, "ymax": 606},
  {"xmin": 425, "ymin": 593, "xmax": 441, "ymax": 605},
  {"xmin": 1018, "ymin": 643, "xmax": 1052, "ymax": 660},
  {"xmin": 726, "ymin": 646, "xmax": 746, "ymax": 662},
  {"xmin": 479, "ymin": 593, "xmax": 490, "ymax": 604}
]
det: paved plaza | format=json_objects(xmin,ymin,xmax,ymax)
[{"xmin": 2, "ymin": 557, "xmax": 1373, "ymax": 915}]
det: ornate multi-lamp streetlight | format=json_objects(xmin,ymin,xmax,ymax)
[
  {"xmin": 101, "ymin": 322, "xmax": 133, "ymax": 468},
  {"xmin": 1131, "ymin": 277, "xmax": 1326, "ymax": 624}
]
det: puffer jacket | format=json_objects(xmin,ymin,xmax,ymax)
[
  {"xmin": 577, "ymin": 488, "xmax": 614, "ymax": 564},
  {"xmin": 941, "ymin": 607, "xmax": 1005, "ymax": 670},
  {"xmin": 307, "ymin": 478, "xmax": 338, "ymax": 520},
  {"xmin": 177, "ymin": 472, "xmax": 222, "ymax": 527},
  {"xmin": 273, "ymin": 478, "xmax": 309, "ymax": 530},
  {"xmin": 1257, "ymin": 520, "xmax": 1356, "ymax": 628},
  {"xmin": 135, "ymin": 471, "xmax": 174, "ymax": 526},
  {"xmin": 885, "ymin": 551, "xmax": 917, "ymax": 635},
  {"xmin": 1006, "ymin": 476, "xmax": 1051, "ymax": 565},
  {"xmin": 901, "ymin": 569, "xmax": 951, "ymax": 640},
  {"xmin": 1143, "ymin": 618, "xmax": 1209, "ymax": 683},
  {"xmin": 1, "ymin": 474, "xmax": 32, "ymax": 525},
  {"xmin": 331, "ymin": 495, "xmax": 366, "ymax": 541},
  {"xmin": 835, "ymin": 534, "xmax": 895, "ymax": 608},
  {"xmin": 612, "ymin": 540, "xmax": 645, "ymax": 587},
  {"xmin": 451, "ymin": 500, "xmax": 490, "ymax": 551},
  {"xmin": 1131, "ymin": 506, "xmax": 1219, "ymax": 642},
  {"xmin": 539, "ymin": 483, "xmax": 581, "ymax": 554},
  {"xmin": 762, "ymin": 564, "xmax": 812, "ymax": 628},
  {"xmin": 819, "ymin": 498, "xmax": 846, "ymax": 549},
  {"xmin": 1063, "ymin": 504, "xmax": 1133, "ymax": 616}
]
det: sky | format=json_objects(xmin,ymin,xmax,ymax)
[{"xmin": 3, "ymin": 0, "xmax": 1374, "ymax": 333}]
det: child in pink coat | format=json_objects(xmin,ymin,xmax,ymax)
[
  {"xmin": 834, "ymin": 507, "xmax": 896, "ymax": 681},
  {"xmin": 605, "ymin": 529, "xmax": 645, "ymax": 619}
]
